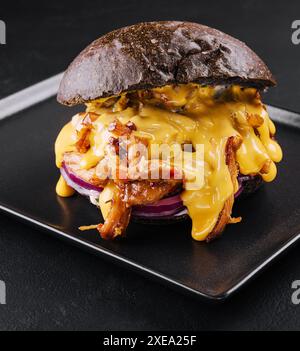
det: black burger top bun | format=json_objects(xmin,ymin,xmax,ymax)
[{"xmin": 57, "ymin": 21, "xmax": 276, "ymax": 106}]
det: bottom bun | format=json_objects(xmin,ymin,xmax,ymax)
[{"xmin": 237, "ymin": 174, "xmax": 263, "ymax": 199}]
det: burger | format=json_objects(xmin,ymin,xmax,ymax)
[{"xmin": 55, "ymin": 21, "xmax": 282, "ymax": 242}]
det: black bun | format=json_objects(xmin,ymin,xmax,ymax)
[{"xmin": 58, "ymin": 21, "xmax": 276, "ymax": 106}]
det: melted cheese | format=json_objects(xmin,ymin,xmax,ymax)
[
  {"xmin": 55, "ymin": 122, "xmax": 77, "ymax": 168},
  {"xmin": 55, "ymin": 84, "xmax": 283, "ymax": 241},
  {"xmin": 98, "ymin": 182, "xmax": 115, "ymax": 219},
  {"xmin": 56, "ymin": 175, "xmax": 75, "ymax": 197}
]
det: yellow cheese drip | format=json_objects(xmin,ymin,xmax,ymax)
[
  {"xmin": 56, "ymin": 175, "xmax": 75, "ymax": 197},
  {"xmin": 55, "ymin": 84, "xmax": 283, "ymax": 240},
  {"xmin": 55, "ymin": 122, "xmax": 77, "ymax": 168}
]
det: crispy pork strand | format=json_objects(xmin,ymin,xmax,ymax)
[
  {"xmin": 97, "ymin": 136, "xmax": 241, "ymax": 241},
  {"xmin": 206, "ymin": 136, "xmax": 242, "ymax": 242},
  {"xmin": 98, "ymin": 180, "xmax": 181, "ymax": 239},
  {"xmin": 97, "ymin": 183, "xmax": 132, "ymax": 239},
  {"xmin": 119, "ymin": 180, "xmax": 182, "ymax": 206},
  {"xmin": 75, "ymin": 112, "xmax": 99, "ymax": 153}
]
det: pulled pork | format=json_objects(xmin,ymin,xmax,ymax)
[{"xmin": 98, "ymin": 180, "xmax": 181, "ymax": 239}]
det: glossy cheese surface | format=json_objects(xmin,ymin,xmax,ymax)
[
  {"xmin": 56, "ymin": 175, "xmax": 75, "ymax": 197},
  {"xmin": 55, "ymin": 84, "xmax": 282, "ymax": 240}
]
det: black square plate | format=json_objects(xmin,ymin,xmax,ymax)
[{"xmin": 0, "ymin": 79, "xmax": 299, "ymax": 301}]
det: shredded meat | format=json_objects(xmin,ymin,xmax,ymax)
[
  {"xmin": 63, "ymin": 152, "xmax": 108, "ymax": 188},
  {"xmin": 98, "ymin": 180, "xmax": 181, "ymax": 239},
  {"xmin": 206, "ymin": 136, "xmax": 242, "ymax": 242},
  {"xmin": 75, "ymin": 112, "xmax": 98, "ymax": 153},
  {"xmin": 260, "ymin": 159, "xmax": 271, "ymax": 174},
  {"xmin": 246, "ymin": 113, "xmax": 264, "ymax": 128},
  {"xmin": 108, "ymin": 119, "xmax": 136, "ymax": 136},
  {"xmin": 75, "ymin": 127, "xmax": 91, "ymax": 153},
  {"xmin": 97, "ymin": 183, "xmax": 132, "ymax": 240},
  {"xmin": 98, "ymin": 135, "xmax": 241, "ymax": 241},
  {"xmin": 119, "ymin": 180, "xmax": 181, "ymax": 206}
]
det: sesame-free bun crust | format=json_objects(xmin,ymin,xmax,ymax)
[{"xmin": 57, "ymin": 21, "xmax": 276, "ymax": 106}]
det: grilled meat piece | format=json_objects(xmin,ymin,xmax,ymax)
[
  {"xmin": 98, "ymin": 179, "xmax": 181, "ymax": 239},
  {"xmin": 98, "ymin": 183, "xmax": 132, "ymax": 239},
  {"xmin": 119, "ymin": 179, "xmax": 182, "ymax": 206}
]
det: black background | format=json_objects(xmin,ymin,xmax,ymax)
[{"xmin": 0, "ymin": 0, "xmax": 300, "ymax": 330}]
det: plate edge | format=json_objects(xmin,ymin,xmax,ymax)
[
  {"xmin": 0, "ymin": 73, "xmax": 63, "ymax": 120},
  {"xmin": 0, "ymin": 76, "xmax": 300, "ymax": 301},
  {"xmin": 1, "ymin": 203, "xmax": 300, "ymax": 302}
]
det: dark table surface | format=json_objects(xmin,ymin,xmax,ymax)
[{"xmin": 1, "ymin": 0, "xmax": 300, "ymax": 330}]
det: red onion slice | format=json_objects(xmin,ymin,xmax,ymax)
[
  {"xmin": 60, "ymin": 163, "xmax": 103, "ymax": 198},
  {"xmin": 61, "ymin": 162, "xmax": 249, "ymax": 218},
  {"xmin": 132, "ymin": 194, "xmax": 185, "ymax": 217},
  {"xmin": 132, "ymin": 207, "xmax": 186, "ymax": 218},
  {"xmin": 133, "ymin": 176, "xmax": 248, "ymax": 218}
]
